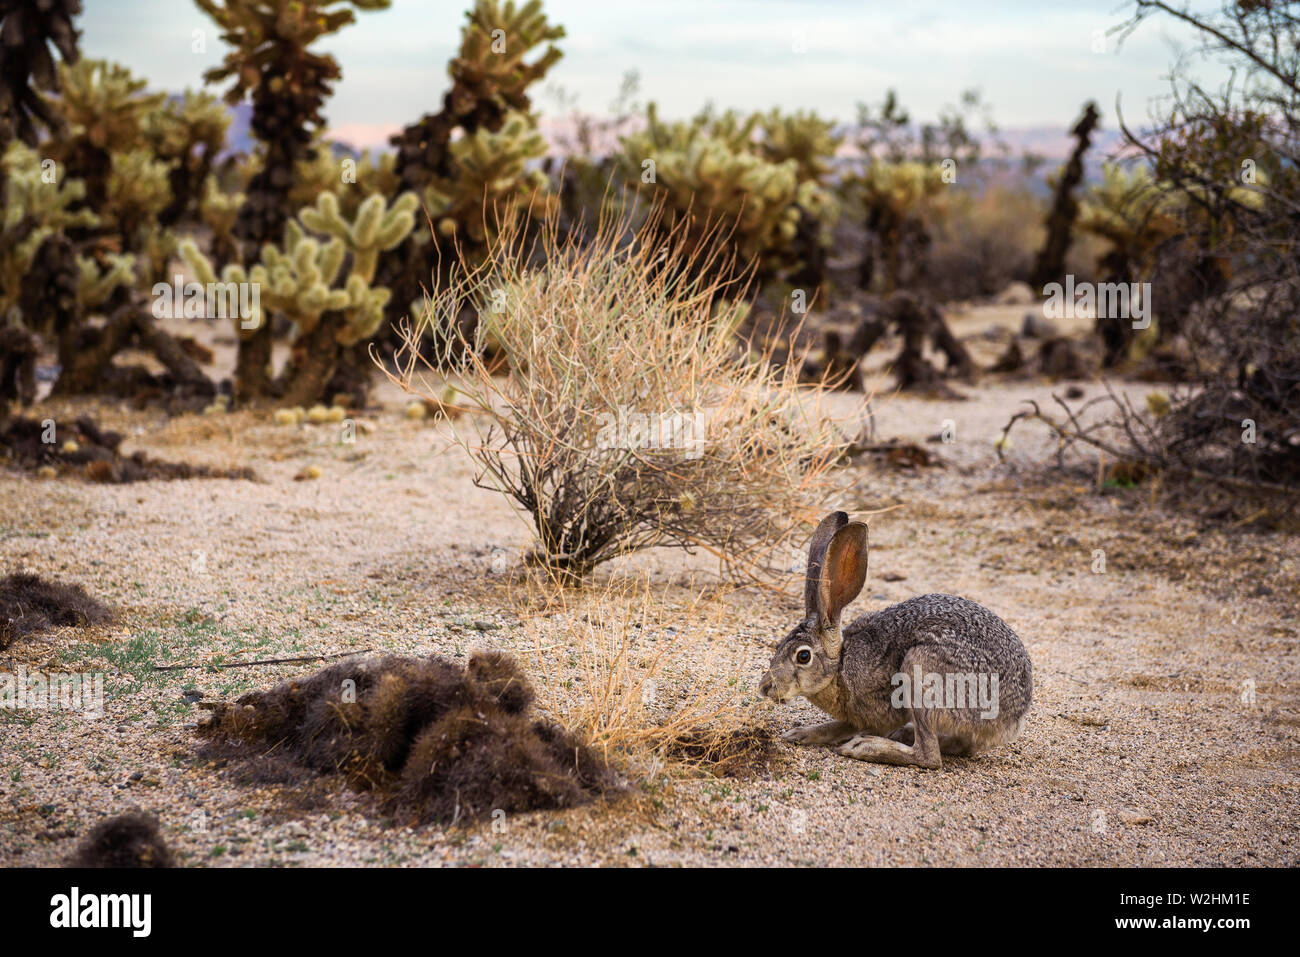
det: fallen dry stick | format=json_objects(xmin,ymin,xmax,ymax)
[{"xmin": 153, "ymin": 648, "xmax": 374, "ymax": 673}]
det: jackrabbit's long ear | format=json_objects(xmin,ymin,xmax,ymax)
[
  {"xmin": 816, "ymin": 521, "xmax": 869, "ymax": 631},
  {"xmin": 804, "ymin": 511, "xmax": 849, "ymax": 618}
]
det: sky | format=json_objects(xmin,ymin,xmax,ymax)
[{"xmin": 79, "ymin": 0, "xmax": 1229, "ymax": 148}]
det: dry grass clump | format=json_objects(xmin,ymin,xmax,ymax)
[
  {"xmin": 71, "ymin": 812, "xmax": 175, "ymax": 868},
  {"xmin": 662, "ymin": 726, "xmax": 779, "ymax": 779},
  {"xmin": 521, "ymin": 575, "xmax": 779, "ymax": 780},
  {"xmin": 0, "ymin": 572, "xmax": 115, "ymax": 649},
  {"xmin": 382, "ymin": 197, "xmax": 855, "ymax": 581},
  {"xmin": 196, "ymin": 651, "xmax": 619, "ymax": 826}
]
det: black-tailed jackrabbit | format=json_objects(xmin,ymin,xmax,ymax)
[{"xmin": 760, "ymin": 511, "xmax": 1032, "ymax": 768}]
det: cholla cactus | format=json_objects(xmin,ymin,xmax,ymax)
[
  {"xmin": 848, "ymin": 160, "xmax": 947, "ymax": 291},
  {"xmin": 423, "ymin": 111, "xmax": 552, "ymax": 245},
  {"xmin": 291, "ymin": 144, "xmax": 401, "ymax": 219},
  {"xmin": 391, "ymin": 0, "xmax": 563, "ymax": 195},
  {"xmin": 183, "ymin": 188, "xmax": 416, "ymax": 404},
  {"xmin": 0, "ymin": 140, "xmax": 95, "ymax": 314},
  {"xmin": 450, "ymin": 0, "xmax": 564, "ymax": 125},
  {"xmin": 381, "ymin": 0, "xmax": 564, "ymax": 340},
  {"xmin": 103, "ymin": 147, "xmax": 173, "ymax": 274},
  {"xmin": 618, "ymin": 104, "xmax": 835, "ymax": 281},
  {"xmin": 50, "ymin": 59, "xmax": 165, "ymax": 202},
  {"xmin": 1077, "ymin": 163, "xmax": 1181, "ymax": 272},
  {"xmin": 197, "ymin": 0, "xmax": 392, "ymax": 400},
  {"xmin": 142, "ymin": 89, "xmax": 231, "ymax": 224},
  {"xmin": 758, "ymin": 109, "xmax": 841, "ymax": 183},
  {"xmin": 297, "ymin": 189, "xmax": 417, "ymax": 285},
  {"xmin": 197, "ymin": 0, "xmax": 390, "ymax": 245}
]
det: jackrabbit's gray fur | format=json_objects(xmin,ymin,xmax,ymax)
[{"xmin": 760, "ymin": 510, "xmax": 1032, "ymax": 768}]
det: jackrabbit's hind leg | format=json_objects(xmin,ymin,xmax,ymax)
[
  {"xmin": 783, "ymin": 719, "xmax": 857, "ymax": 747},
  {"xmin": 838, "ymin": 707, "xmax": 942, "ymax": 768}
]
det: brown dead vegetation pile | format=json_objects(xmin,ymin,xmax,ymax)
[
  {"xmin": 0, "ymin": 572, "xmax": 115, "ymax": 649},
  {"xmin": 0, "ymin": 415, "xmax": 256, "ymax": 482},
  {"xmin": 197, "ymin": 651, "xmax": 620, "ymax": 826},
  {"xmin": 71, "ymin": 812, "xmax": 175, "ymax": 868}
]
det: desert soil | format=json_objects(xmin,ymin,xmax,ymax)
[{"xmin": 1, "ymin": 305, "xmax": 1296, "ymax": 867}]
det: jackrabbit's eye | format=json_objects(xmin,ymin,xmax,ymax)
[{"xmin": 794, "ymin": 645, "xmax": 813, "ymax": 666}]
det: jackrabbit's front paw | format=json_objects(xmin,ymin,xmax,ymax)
[
  {"xmin": 782, "ymin": 726, "xmax": 818, "ymax": 745},
  {"xmin": 783, "ymin": 720, "xmax": 855, "ymax": 747}
]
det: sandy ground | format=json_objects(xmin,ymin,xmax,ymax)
[{"xmin": 1, "ymin": 305, "xmax": 1297, "ymax": 867}]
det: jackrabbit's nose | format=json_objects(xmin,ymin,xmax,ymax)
[{"xmin": 759, "ymin": 676, "xmax": 773, "ymax": 699}]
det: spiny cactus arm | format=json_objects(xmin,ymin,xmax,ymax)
[
  {"xmin": 76, "ymin": 252, "xmax": 136, "ymax": 310},
  {"xmin": 298, "ymin": 190, "xmax": 351, "ymax": 242},
  {"xmin": 199, "ymin": 174, "xmax": 242, "ymax": 239},
  {"xmin": 351, "ymin": 193, "xmax": 383, "ymax": 246},
  {"xmin": 179, "ymin": 237, "xmax": 248, "ymax": 287},
  {"xmin": 335, "ymin": 274, "xmax": 390, "ymax": 346},
  {"xmin": 373, "ymin": 192, "xmax": 418, "ymax": 249},
  {"xmin": 317, "ymin": 235, "xmax": 347, "ymax": 286},
  {"xmin": 346, "ymin": 192, "xmax": 417, "ymax": 281}
]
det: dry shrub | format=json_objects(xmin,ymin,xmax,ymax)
[
  {"xmin": 71, "ymin": 812, "xmax": 174, "ymax": 868},
  {"xmin": 196, "ymin": 651, "xmax": 618, "ymax": 826},
  {"xmin": 381, "ymin": 197, "xmax": 854, "ymax": 580},
  {"xmin": 0, "ymin": 572, "xmax": 114, "ymax": 649},
  {"xmin": 998, "ymin": 385, "xmax": 1300, "ymax": 526},
  {"xmin": 519, "ymin": 575, "xmax": 778, "ymax": 780}
]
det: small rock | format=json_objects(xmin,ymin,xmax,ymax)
[{"xmin": 1118, "ymin": 809, "xmax": 1155, "ymax": 825}]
